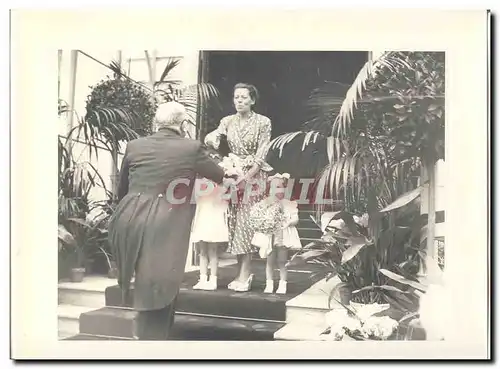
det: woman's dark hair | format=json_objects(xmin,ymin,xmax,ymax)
[{"xmin": 233, "ymin": 83, "xmax": 259, "ymax": 103}]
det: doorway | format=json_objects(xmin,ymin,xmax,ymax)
[
  {"xmin": 191, "ymin": 51, "xmax": 369, "ymax": 266},
  {"xmin": 199, "ymin": 51, "xmax": 368, "ymax": 138}
]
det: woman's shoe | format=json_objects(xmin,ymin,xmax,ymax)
[
  {"xmin": 263, "ymin": 280, "xmax": 274, "ymax": 294},
  {"xmin": 193, "ymin": 275, "xmax": 208, "ymax": 290},
  {"xmin": 206, "ymin": 276, "xmax": 217, "ymax": 291},
  {"xmin": 276, "ymin": 280, "xmax": 287, "ymax": 294},
  {"xmin": 234, "ymin": 274, "xmax": 254, "ymax": 292},
  {"xmin": 227, "ymin": 279, "xmax": 239, "ymax": 290}
]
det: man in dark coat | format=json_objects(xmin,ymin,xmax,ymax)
[{"xmin": 108, "ymin": 102, "xmax": 226, "ymax": 340}]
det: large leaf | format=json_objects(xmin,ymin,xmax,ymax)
[
  {"xmin": 320, "ymin": 211, "xmax": 342, "ymax": 232},
  {"xmin": 58, "ymin": 224, "xmax": 75, "ymax": 246},
  {"xmin": 379, "ymin": 269, "xmax": 428, "ymax": 291},
  {"xmin": 309, "ymin": 214, "xmax": 321, "ymax": 229},
  {"xmin": 352, "ymin": 285, "xmax": 410, "ymax": 295},
  {"xmin": 67, "ymin": 217, "xmax": 92, "ymax": 228},
  {"xmin": 287, "ymin": 249, "xmax": 328, "ymax": 267},
  {"xmin": 341, "ymin": 236, "xmax": 372, "ymax": 264},
  {"xmin": 331, "ymin": 211, "xmax": 360, "ymax": 237},
  {"xmin": 320, "ymin": 231, "xmax": 337, "ymax": 244},
  {"xmin": 380, "ymin": 186, "xmax": 422, "ymax": 213}
]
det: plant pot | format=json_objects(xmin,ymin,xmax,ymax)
[
  {"xmin": 331, "ymin": 282, "xmax": 352, "ymax": 305},
  {"xmin": 339, "ymin": 284, "xmax": 352, "ymax": 305},
  {"xmin": 70, "ymin": 267, "xmax": 86, "ymax": 283},
  {"xmin": 108, "ymin": 267, "xmax": 118, "ymax": 279},
  {"xmin": 84, "ymin": 259, "xmax": 94, "ymax": 275},
  {"xmin": 107, "ymin": 260, "xmax": 118, "ymax": 279}
]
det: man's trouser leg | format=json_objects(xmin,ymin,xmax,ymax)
[{"xmin": 135, "ymin": 298, "xmax": 177, "ymax": 340}]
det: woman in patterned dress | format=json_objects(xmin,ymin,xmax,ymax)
[{"xmin": 205, "ymin": 83, "xmax": 273, "ymax": 292}]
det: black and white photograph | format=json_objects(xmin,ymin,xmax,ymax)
[
  {"xmin": 55, "ymin": 49, "xmax": 447, "ymax": 342},
  {"xmin": 10, "ymin": 8, "xmax": 489, "ymax": 360}
]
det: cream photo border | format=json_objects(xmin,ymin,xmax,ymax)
[{"xmin": 10, "ymin": 8, "xmax": 489, "ymax": 360}]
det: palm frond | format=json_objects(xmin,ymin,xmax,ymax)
[
  {"xmin": 176, "ymin": 82, "xmax": 221, "ymax": 127},
  {"xmin": 332, "ymin": 51, "xmax": 399, "ymax": 138},
  {"xmin": 108, "ymin": 60, "xmax": 127, "ymax": 78},
  {"xmin": 157, "ymin": 57, "xmax": 182, "ymax": 85},
  {"xmin": 302, "ymin": 81, "xmax": 351, "ymax": 133},
  {"xmin": 269, "ymin": 131, "xmax": 310, "ymax": 158},
  {"xmin": 266, "ymin": 131, "xmax": 330, "ymax": 178},
  {"xmin": 75, "ymin": 106, "xmax": 140, "ymax": 160}
]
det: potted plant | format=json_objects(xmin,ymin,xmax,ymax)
[
  {"xmin": 63, "ymin": 215, "xmax": 109, "ymax": 282},
  {"xmin": 58, "ymin": 222, "xmax": 88, "ymax": 282},
  {"xmin": 99, "ymin": 247, "xmax": 118, "ymax": 279},
  {"xmin": 288, "ymin": 195, "xmax": 424, "ymax": 319},
  {"xmin": 70, "ymin": 246, "xmax": 87, "ymax": 283}
]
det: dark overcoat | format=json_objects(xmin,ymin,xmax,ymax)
[{"xmin": 108, "ymin": 127, "xmax": 225, "ymax": 311}]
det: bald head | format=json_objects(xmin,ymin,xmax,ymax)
[{"xmin": 154, "ymin": 102, "xmax": 188, "ymax": 131}]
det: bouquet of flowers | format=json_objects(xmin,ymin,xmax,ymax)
[
  {"xmin": 322, "ymin": 302, "xmax": 398, "ymax": 341},
  {"xmin": 249, "ymin": 197, "xmax": 285, "ymax": 258},
  {"xmin": 249, "ymin": 200, "xmax": 284, "ymax": 234},
  {"xmin": 218, "ymin": 153, "xmax": 246, "ymax": 178}
]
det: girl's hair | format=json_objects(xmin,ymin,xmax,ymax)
[
  {"xmin": 265, "ymin": 176, "xmax": 290, "ymax": 199},
  {"xmin": 233, "ymin": 83, "xmax": 259, "ymax": 103}
]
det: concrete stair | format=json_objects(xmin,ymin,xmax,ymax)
[
  {"xmin": 273, "ymin": 275, "xmax": 342, "ymax": 341},
  {"xmin": 63, "ymin": 259, "xmax": 325, "ymax": 341},
  {"xmin": 75, "ymin": 306, "xmax": 283, "ymax": 341},
  {"xmin": 57, "ymin": 304, "xmax": 96, "ymax": 339},
  {"xmin": 297, "ymin": 208, "xmax": 322, "ymax": 247},
  {"xmin": 273, "ymin": 276, "xmax": 428, "ymax": 341},
  {"xmin": 58, "ymin": 276, "xmax": 117, "ymax": 339}
]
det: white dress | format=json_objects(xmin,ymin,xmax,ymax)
[
  {"xmin": 191, "ymin": 179, "xmax": 229, "ymax": 243},
  {"xmin": 274, "ymin": 200, "xmax": 302, "ymax": 250}
]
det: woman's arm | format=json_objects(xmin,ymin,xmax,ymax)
[
  {"xmin": 204, "ymin": 117, "xmax": 229, "ymax": 149},
  {"xmin": 242, "ymin": 118, "xmax": 272, "ymax": 182}
]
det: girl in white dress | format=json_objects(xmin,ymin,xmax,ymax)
[
  {"xmin": 264, "ymin": 175, "xmax": 302, "ymax": 294},
  {"xmin": 191, "ymin": 144, "xmax": 231, "ymax": 291}
]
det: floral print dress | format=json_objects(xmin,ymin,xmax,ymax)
[{"xmin": 205, "ymin": 112, "xmax": 273, "ymax": 255}]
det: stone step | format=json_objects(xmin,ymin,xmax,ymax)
[
  {"xmin": 79, "ymin": 307, "xmax": 138, "ymax": 338},
  {"xmin": 58, "ymin": 276, "xmax": 117, "ymax": 308},
  {"xmin": 298, "ymin": 211, "xmax": 317, "ymax": 220},
  {"xmin": 297, "ymin": 227, "xmax": 322, "ymax": 240},
  {"xmin": 297, "ymin": 217, "xmax": 319, "ymax": 229},
  {"xmin": 274, "ymin": 321, "xmax": 327, "ymax": 341},
  {"xmin": 78, "ymin": 307, "xmax": 284, "ymax": 341},
  {"xmin": 297, "ymin": 204, "xmax": 341, "ymax": 212},
  {"xmin": 299, "ymin": 237, "xmax": 322, "ymax": 247},
  {"xmin": 104, "ymin": 260, "xmax": 325, "ymax": 322},
  {"xmin": 64, "ymin": 333, "xmax": 132, "ymax": 340},
  {"xmin": 274, "ymin": 319, "xmax": 427, "ymax": 341},
  {"xmin": 58, "ymin": 304, "xmax": 96, "ymax": 338},
  {"xmin": 170, "ymin": 313, "xmax": 284, "ymax": 341},
  {"xmin": 284, "ymin": 276, "xmax": 343, "ymax": 325}
]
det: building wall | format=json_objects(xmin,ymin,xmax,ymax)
[
  {"xmin": 59, "ymin": 49, "xmax": 201, "ymax": 203},
  {"xmin": 59, "ymin": 50, "xmax": 201, "ymax": 270},
  {"xmin": 59, "ymin": 49, "xmax": 446, "ymax": 270}
]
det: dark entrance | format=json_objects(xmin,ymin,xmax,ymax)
[
  {"xmin": 199, "ymin": 51, "xmax": 368, "ymax": 138},
  {"xmin": 198, "ymin": 51, "xmax": 368, "ymax": 205}
]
